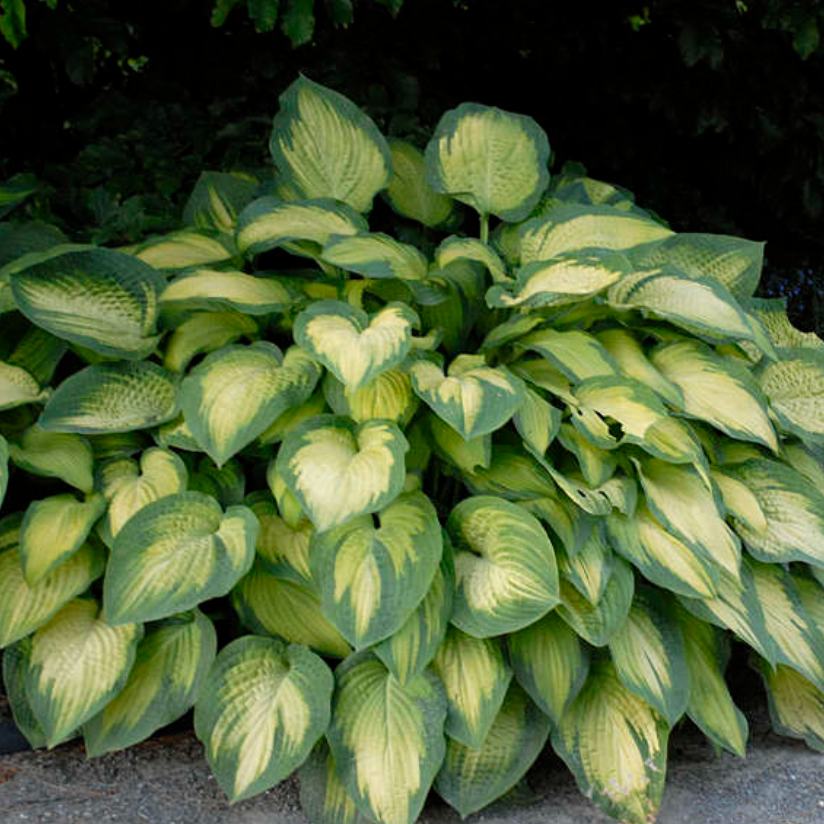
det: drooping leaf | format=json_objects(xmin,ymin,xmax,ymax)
[
  {"xmin": 551, "ymin": 658, "xmax": 669, "ymax": 824},
  {"xmin": 326, "ymin": 652, "xmax": 447, "ymax": 824},
  {"xmin": 322, "ymin": 233, "xmax": 428, "ymax": 281},
  {"xmin": 310, "ymin": 491, "xmax": 442, "ymax": 649},
  {"xmin": 8, "ymin": 426, "xmax": 94, "ymax": 493},
  {"xmin": 180, "ymin": 342, "xmax": 321, "ymax": 466},
  {"xmin": 183, "ymin": 171, "xmax": 258, "ymax": 234},
  {"xmin": 270, "ymin": 77, "xmax": 392, "ymax": 213},
  {"xmin": 9, "ymin": 248, "xmax": 165, "ymax": 360},
  {"xmin": 0, "ymin": 360, "xmax": 48, "ymax": 410},
  {"xmin": 384, "ymin": 139, "xmax": 456, "ymax": 228},
  {"xmin": 39, "ymin": 361, "xmax": 179, "ymax": 434},
  {"xmin": 425, "ymin": 103, "xmax": 550, "ymax": 222},
  {"xmin": 17, "ymin": 598, "xmax": 142, "ymax": 748},
  {"xmin": 194, "ymin": 636, "xmax": 333, "ymax": 802},
  {"xmin": 508, "ymin": 610, "xmax": 590, "ymax": 724},
  {"xmin": 277, "ymin": 416, "xmax": 408, "ymax": 532},
  {"xmin": 232, "ymin": 562, "xmax": 351, "ymax": 658},
  {"xmin": 447, "ymin": 495, "xmax": 559, "ymax": 637},
  {"xmin": 431, "ymin": 626, "xmax": 512, "ymax": 748},
  {"xmin": 434, "ymin": 683, "xmax": 550, "ymax": 818},
  {"xmin": 2, "ymin": 641, "xmax": 47, "ymax": 748},
  {"xmin": 134, "ymin": 230, "xmax": 234, "ymax": 271},
  {"xmin": 84, "ymin": 609, "xmax": 217, "ymax": 756},
  {"xmin": 295, "ymin": 300, "xmax": 418, "ymax": 392},
  {"xmin": 103, "ymin": 491, "xmax": 259, "ymax": 624},
  {"xmin": 515, "ymin": 328, "xmax": 619, "ymax": 382},
  {"xmin": 757, "ymin": 661, "xmax": 824, "ymax": 753}
]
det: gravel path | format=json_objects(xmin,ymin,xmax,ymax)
[{"xmin": 1, "ymin": 692, "xmax": 823, "ymax": 824}]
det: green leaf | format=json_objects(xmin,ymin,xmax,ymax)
[
  {"xmin": 435, "ymin": 235, "xmax": 508, "ymax": 283},
  {"xmin": 512, "ymin": 386, "xmax": 561, "ymax": 460},
  {"xmin": 323, "ymin": 232, "xmax": 428, "ymax": 281},
  {"xmin": 431, "ymin": 626, "xmax": 512, "ymax": 748},
  {"xmin": 160, "ymin": 269, "xmax": 294, "ymax": 319},
  {"xmin": 236, "ymin": 197, "xmax": 367, "ymax": 259},
  {"xmin": 509, "ymin": 610, "xmax": 589, "ymax": 724},
  {"xmin": 8, "ymin": 425, "xmax": 94, "ymax": 493},
  {"xmin": 326, "ymin": 652, "xmax": 447, "ymax": 824},
  {"xmin": 556, "ymin": 554, "xmax": 634, "ymax": 646},
  {"xmin": 0, "ymin": 0, "xmax": 27, "ymax": 48},
  {"xmin": 39, "ymin": 361, "xmax": 179, "ymax": 434},
  {"xmin": 606, "ymin": 503, "xmax": 718, "ymax": 599},
  {"xmin": 434, "ymin": 683, "xmax": 550, "ymax": 818},
  {"xmin": 298, "ymin": 741, "xmax": 374, "ymax": 824},
  {"xmin": 247, "ymin": 496, "xmax": 313, "ymax": 584},
  {"xmin": 104, "ymin": 491, "xmax": 259, "ymax": 624},
  {"xmin": 757, "ymin": 350, "xmax": 824, "ymax": 444},
  {"xmin": 180, "ymin": 342, "xmax": 321, "ymax": 466},
  {"xmin": 2, "ymin": 642, "xmax": 47, "ymax": 748},
  {"xmin": 516, "ymin": 327, "xmax": 618, "ymax": 382},
  {"xmin": 608, "ymin": 590, "xmax": 688, "ymax": 726},
  {"xmin": 373, "ymin": 550, "xmax": 454, "ymax": 685},
  {"xmin": 487, "ymin": 250, "xmax": 629, "ymax": 308},
  {"xmin": 650, "ymin": 340, "xmax": 778, "ymax": 450},
  {"xmin": 134, "ymin": 231, "xmax": 234, "ymax": 271},
  {"xmin": 551, "ymin": 658, "xmax": 669, "ymax": 824},
  {"xmin": 10, "ymin": 248, "xmax": 165, "ymax": 360},
  {"xmin": 324, "ymin": 368, "xmax": 419, "ymax": 426},
  {"xmin": 98, "ymin": 447, "xmax": 188, "ymax": 541},
  {"xmin": 270, "ymin": 77, "xmax": 392, "ymax": 213},
  {"xmin": 232, "ymin": 562, "xmax": 351, "ymax": 658},
  {"xmin": 674, "ymin": 604, "xmax": 748, "ymax": 756},
  {"xmin": 557, "ymin": 526, "xmax": 614, "ymax": 605},
  {"xmin": 447, "ymin": 495, "xmax": 559, "ymax": 637},
  {"xmin": 409, "ymin": 354, "xmax": 525, "ymax": 441},
  {"xmin": 195, "ymin": 636, "xmax": 333, "ymax": 802},
  {"xmin": 295, "ymin": 300, "xmax": 418, "ymax": 392},
  {"xmin": 84, "ymin": 610, "xmax": 217, "ymax": 756},
  {"xmin": 793, "ymin": 16, "xmax": 820, "ymax": 59},
  {"xmin": 20, "ymin": 493, "xmax": 106, "ymax": 584},
  {"xmin": 281, "ymin": 0, "xmax": 314, "ymax": 45},
  {"xmin": 633, "ymin": 456, "xmax": 741, "ymax": 578},
  {"xmin": 184, "ymin": 171, "xmax": 258, "ymax": 233},
  {"xmin": 384, "ymin": 139, "xmax": 455, "ymax": 227},
  {"xmin": 0, "ymin": 173, "xmax": 37, "ymax": 217},
  {"xmin": 258, "ymin": 389, "xmax": 328, "ymax": 446},
  {"xmin": 277, "ymin": 416, "xmax": 408, "ymax": 532},
  {"xmin": 425, "ymin": 103, "xmax": 550, "ymax": 222},
  {"xmin": 758, "ymin": 662, "xmax": 824, "ymax": 752},
  {"xmin": 0, "ymin": 433, "xmax": 8, "ymax": 509},
  {"xmin": 519, "ymin": 204, "xmax": 673, "ymax": 262},
  {"xmin": 0, "ymin": 360, "xmax": 48, "ymax": 410},
  {"xmin": 726, "ymin": 458, "xmax": 824, "ymax": 567},
  {"xmin": 17, "ymin": 598, "xmax": 142, "ymax": 747},
  {"xmin": 557, "ymin": 423, "xmax": 617, "ymax": 487},
  {"xmin": 6, "ymin": 325, "xmax": 68, "ymax": 387},
  {"xmin": 0, "ymin": 524, "xmax": 105, "ymax": 648},
  {"xmin": 310, "ymin": 491, "xmax": 442, "ymax": 649},
  {"xmin": 427, "ymin": 413, "xmax": 490, "ymax": 474}
]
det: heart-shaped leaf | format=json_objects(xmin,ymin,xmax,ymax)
[
  {"xmin": 180, "ymin": 342, "xmax": 321, "ymax": 466},
  {"xmin": 295, "ymin": 300, "xmax": 419, "ymax": 392},
  {"xmin": 194, "ymin": 636, "xmax": 333, "ymax": 802},
  {"xmin": 277, "ymin": 416, "xmax": 408, "ymax": 532}
]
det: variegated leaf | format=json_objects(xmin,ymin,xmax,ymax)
[
  {"xmin": 434, "ymin": 683, "xmax": 550, "ymax": 818},
  {"xmin": 409, "ymin": 353, "xmax": 525, "ymax": 441},
  {"xmin": 2, "ymin": 641, "xmax": 47, "ymax": 748},
  {"xmin": 557, "ymin": 526, "xmax": 614, "ymax": 605},
  {"xmin": 556, "ymin": 554, "xmax": 634, "ymax": 647},
  {"xmin": 673, "ymin": 604, "xmax": 748, "ymax": 755},
  {"xmin": 435, "ymin": 235, "xmax": 508, "ymax": 283},
  {"xmin": 515, "ymin": 327, "xmax": 619, "ymax": 382},
  {"xmin": 512, "ymin": 386, "xmax": 561, "ymax": 460},
  {"xmin": 184, "ymin": 170, "xmax": 257, "ymax": 234},
  {"xmin": 258, "ymin": 390, "xmax": 328, "ymax": 446},
  {"xmin": 295, "ymin": 300, "xmax": 418, "ymax": 392},
  {"xmin": 194, "ymin": 636, "xmax": 333, "ymax": 802},
  {"xmin": 431, "ymin": 626, "xmax": 512, "ymax": 748},
  {"xmin": 104, "ymin": 491, "xmax": 259, "ymax": 624},
  {"xmin": 133, "ymin": 230, "xmax": 234, "ymax": 271},
  {"xmin": 270, "ymin": 77, "xmax": 392, "ymax": 213},
  {"xmin": 232, "ymin": 562, "xmax": 351, "ymax": 658},
  {"xmin": 310, "ymin": 491, "xmax": 442, "ymax": 649},
  {"xmin": 10, "ymin": 248, "xmax": 164, "ymax": 359},
  {"xmin": 84, "ymin": 609, "xmax": 217, "ymax": 755},
  {"xmin": 323, "ymin": 368, "xmax": 419, "ymax": 426},
  {"xmin": 509, "ymin": 610, "xmax": 589, "ymax": 724},
  {"xmin": 277, "ymin": 416, "xmax": 408, "ymax": 533},
  {"xmin": 326, "ymin": 652, "xmax": 447, "ymax": 824},
  {"xmin": 447, "ymin": 495, "xmax": 559, "ymax": 637},
  {"xmin": 180, "ymin": 342, "xmax": 321, "ymax": 466},
  {"xmin": 322, "ymin": 233, "xmax": 428, "ymax": 281},
  {"xmin": 425, "ymin": 103, "xmax": 550, "ymax": 222},
  {"xmin": 758, "ymin": 661, "xmax": 824, "ymax": 752},
  {"xmin": 428, "ymin": 413, "xmax": 491, "ymax": 474},
  {"xmin": 19, "ymin": 493, "xmax": 106, "ymax": 583},
  {"xmin": 0, "ymin": 360, "xmax": 48, "ymax": 410},
  {"xmin": 757, "ymin": 350, "xmax": 824, "ymax": 443},
  {"xmin": 39, "ymin": 361, "xmax": 179, "ymax": 434},
  {"xmin": 551, "ymin": 658, "xmax": 669, "ymax": 824},
  {"xmin": 236, "ymin": 197, "xmax": 368, "ymax": 258},
  {"xmin": 247, "ymin": 496, "xmax": 313, "ymax": 584},
  {"xmin": 18, "ymin": 598, "xmax": 142, "ymax": 747},
  {"xmin": 8, "ymin": 425, "xmax": 94, "ymax": 493}
]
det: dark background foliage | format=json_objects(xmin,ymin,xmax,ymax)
[{"xmin": 1, "ymin": 0, "xmax": 822, "ymax": 328}]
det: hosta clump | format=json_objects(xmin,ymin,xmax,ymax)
[{"xmin": 3, "ymin": 76, "xmax": 824, "ymax": 824}]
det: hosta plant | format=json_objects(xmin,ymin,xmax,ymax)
[{"xmin": 2, "ymin": 76, "xmax": 824, "ymax": 824}]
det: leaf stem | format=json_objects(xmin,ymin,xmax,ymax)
[{"xmin": 480, "ymin": 213, "xmax": 489, "ymax": 245}]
